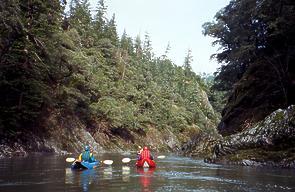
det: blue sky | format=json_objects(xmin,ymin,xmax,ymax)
[{"xmin": 88, "ymin": 0, "xmax": 230, "ymax": 74}]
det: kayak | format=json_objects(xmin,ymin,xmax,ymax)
[
  {"xmin": 136, "ymin": 158, "xmax": 156, "ymax": 168},
  {"xmin": 71, "ymin": 161, "xmax": 99, "ymax": 170}
]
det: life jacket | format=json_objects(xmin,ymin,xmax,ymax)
[
  {"xmin": 79, "ymin": 151, "xmax": 94, "ymax": 162},
  {"xmin": 140, "ymin": 148, "xmax": 151, "ymax": 160}
]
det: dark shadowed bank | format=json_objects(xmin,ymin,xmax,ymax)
[{"xmin": 182, "ymin": 106, "xmax": 295, "ymax": 168}]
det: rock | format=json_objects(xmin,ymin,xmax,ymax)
[
  {"xmin": 183, "ymin": 105, "xmax": 295, "ymax": 168},
  {"xmin": 207, "ymin": 105, "xmax": 295, "ymax": 168}
]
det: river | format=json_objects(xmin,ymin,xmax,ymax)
[{"xmin": 0, "ymin": 153, "xmax": 294, "ymax": 192}]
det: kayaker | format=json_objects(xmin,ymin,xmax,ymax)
[
  {"xmin": 138, "ymin": 146, "xmax": 153, "ymax": 160},
  {"xmin": 137, "ymin": 146, "xmax": 143, "ymax": 155},
  {"xmin": 78, "ymin": 145, "xmax": 96, "ymax": 163},
  {"xmin": 137, "ymin": 146, "xmax": 143, "ymax": 160}
]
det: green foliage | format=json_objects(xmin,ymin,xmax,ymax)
[
  {"xmin": 203, "ymin": 0, "xmax": 295, "ymax": 135},
  {"xmin": 201, "ymin": 73, "xmax": 226, "ymax": 114},
  {"xmin": 0, "ymin": 0, "xmax": 218, "ymax": 137},
  {"xmin": 0, "ymin": 0, "xmax": 65, "ymax": 130}
]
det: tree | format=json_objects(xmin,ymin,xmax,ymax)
[
  {"xmin": 162, "ymin": 42, "xmax": 171, "ymax": 59},
  {"xmin": 93, "ymin": 0, "xmax": 107, "ymax": 40},
  {"xmin": 0, "ymin": 0, "xmax": 65, "ymax": 130},
  {"xmin": 134, "ymin": 35, "xmax": 143, "ymax": 58},
  {"xmin": 68, "ymin": 0, "xmax": 93, "ymax": 47},
  {"xmin": 183, "ymin": 49, "xmax": 193, "ymax": 78},
  {"xmin": 203, "ymin": 0, "xmax": 295, "ymax": 135},
  {"xmin": 143, "ymin": 32, "xmax": 153, "ymax": 60},
  {"xmin": 105, "ymin": 13, "xmax": 119, "ymax": 46}
]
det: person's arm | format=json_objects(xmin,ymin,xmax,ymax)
[
  {"xmin": 90, "ymin": 153, "xmax": 96, "ymax": 162},
  {"xmin": 150, "ymin": 155, "xmax": 154, "ymax": 160}
]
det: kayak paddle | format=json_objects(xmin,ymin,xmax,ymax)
[
  {"xmin": 102, "ymin": 160, "xmax": 113, "ymax": 165},
  {"xmin": 66, "ymin": 157, "xmax": 76, "ymax": 162},
  {"xmin": 122, "ymin": 157, "xmax": 132, "ymax": 163},
  {"xmin": 122, "ymin": 155, "xmax": 165, "ymax": 163},
  {"xmin": 65, "ymin": 158, "xmax": 113, "ymax": 165}
]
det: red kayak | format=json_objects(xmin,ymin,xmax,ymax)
[{"xmin": 136, "ymin": 158, "xmax": 156, "ymax": 168}]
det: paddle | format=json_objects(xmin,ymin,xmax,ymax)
[
  {"xmin": 157, "ymin": 155, "xmax": 166, "ymax": 159},
  {"xmin": 66, "ymin": 157, "xmax": 76, "ymax": 162},
  {"xmin": 65, "ymin": 158, "xmax": 114, "ymax": 165},
  {"xmin": 122, "ymin": 155, "xmax": 166, "ymax": 163}
]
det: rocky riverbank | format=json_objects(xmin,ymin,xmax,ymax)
[
  {"xmin": 0, "ymin": 108, "xmax": 217, "ymax": 158},
  {"xmin": 183, "ymin": 106, "xmax": 295, "ymax": 168}
]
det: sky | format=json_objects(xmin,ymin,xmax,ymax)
[{"xmin": 88, "ymin": 0, "xmax": 230, "ymax": 74}]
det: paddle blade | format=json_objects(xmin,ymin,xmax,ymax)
[
  {"xmin": 66, "ymin": 158, "xmax": 76, "ymax": 162},
  {"xmin": 103, "ymin": 160, "xmax": 113, "ymax": 165},
  {"xmin": 157, "ymin": 155, "xmax": 166, "ymax": 159},
  {"xmin": 122, "ymin": 158, "xmax": 131, "ymax": 163}
]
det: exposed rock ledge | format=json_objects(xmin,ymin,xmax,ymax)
[{"xmin": 205, "ymin": 105, "xmax": 295, "ymax": 168}]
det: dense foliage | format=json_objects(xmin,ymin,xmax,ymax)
[
  {"xmin": 203, "ymin": 0, "xmax": 295, "ymax": 135},
  {"xmin": 0, "ymin": 0, "xmax": 217, "ymax": 137},
  {"xmin": 201, "ymin": 73, "xmax": 226, "ymax": 115}
]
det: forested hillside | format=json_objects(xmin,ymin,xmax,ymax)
[{"xmin": 0, "ymin": 0, "xmax": 218, "ymax": 155}]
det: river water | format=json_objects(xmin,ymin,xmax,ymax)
[{"xmin": 0, "ymin": 153, "xmax": 294, "ymax": 192}]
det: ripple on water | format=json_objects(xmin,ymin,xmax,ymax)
[
  {"xmin": 157, "ymin": 170, "xmax": 244, "ymax": 185},
  {"xmin": 156, "ymin": 184, "xmax": 220, "ymax": 192},
  {"xmin": 0, "ymin": 181, "xmax": 51, "ymax": 186}
]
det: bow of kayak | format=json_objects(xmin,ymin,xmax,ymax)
[
  {"xmin": 136, "ymin": 158, "xmax": 156, "ymax": 168},
  {"xmin": 71, "ymin": 161, "xmax": 99, "ymax": 170}
]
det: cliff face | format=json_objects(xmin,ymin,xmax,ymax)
[{"xmin": 207, "ymin": 106, "xmax": 295, "ymax": 168}]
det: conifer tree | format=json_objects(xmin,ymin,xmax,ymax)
[
  {"xmin": 183, "ymin": 49, "xmax": 193, "ymax": 78},
  {"xmin": 94, "ymin": 0, "xmax": 107, "ymax": 40},
  {"xmin": 0, "ymin": 0, "xmax": 65, "ymax": 130},
  {"xmin": 134, "ymin": 35, "xmax": 143, "ymax": 58},
  {"xmin": 143, "ymin": 32, "xmax": 153, "ymax": 61},
  {"xmin": 68, "ymin": 0, "xmax": 93, "ymax": 47},
  {"xmin": 105, "ymin": 14, "xmax": 119, "ymax": 46}
]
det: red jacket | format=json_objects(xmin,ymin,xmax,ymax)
[{"xmin": 139, "ymin": 148, "xmax": 153, "ymax": 160}]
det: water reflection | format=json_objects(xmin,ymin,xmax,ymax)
[
  {"xmin": 122, "ymin": 166, "xmax": 131, "ymax": 182},
  {"xmin": 65, "ymin": 168, "xmax": 74, "ymax": 184},
  {"xmin": 137, "ymin": 168, "xmax": 155, "ymax": 192},
  {"xmin": 1, "ymin": 154, "xmax": 295, "ymax": 192},
  {"xmin": 65, "ymin": 168, "xmax": 96, "ymax": 192},
  {"xmin": 103, "ymin": 167, "xmax": 113, "ymax": 179}
]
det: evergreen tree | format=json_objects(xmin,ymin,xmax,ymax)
[
  {"xmin": 134, "ymin": 35, "xmax": 143, "ymax": 58},
  {"xmin": 105, "ymin": 13, "xmax": 119, "ymax": 46},
  {"xmin": 162, "ymin": 42, "xmax": 171, "ymax": 59},
  {"xmin": 203, "ymin": 0, "xmax": 295, "ymax": 135},
  {"xmin": 0, "ymin": 0, "xmax": 65, "ymax": 130},
  {"xmin": 143, "ymin": 32, "xmax": 153, "ymax": 60},
  {"xmin": 68, "ymin": 0, "xmax": 93, "ymax": 47},
  {"xmin": 183, "ymin": 49, "xmax": 193, "ymax": 78},
  {"xmin": 120, "ymin": 30, "xmax": 134, "ymax": 55},
  {"xmin": 94, "ymin": 0, "xmax": 107, "ymax": 40}
]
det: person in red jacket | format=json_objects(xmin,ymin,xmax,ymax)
[{"xmin": 138, "ymin": 146, "xmax": 153, "ymax": 160}]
